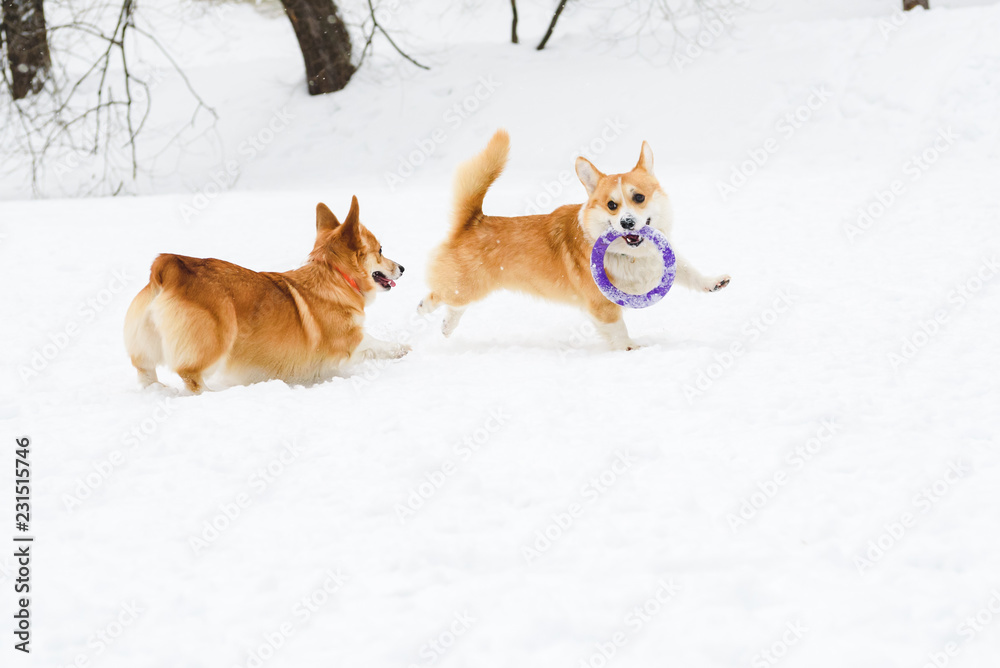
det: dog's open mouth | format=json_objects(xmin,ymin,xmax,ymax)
[
  {"xmin": 623, "ymin": 234, "xmax": 643, "ymax": 247},
  {"xmin": 373, "ymin": 271, "xmax": 396, "ymax": 290}
]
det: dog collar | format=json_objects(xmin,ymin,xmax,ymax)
[{"xmin": 334, "ymin": 266, "xmax": 361, "ymax": 293}]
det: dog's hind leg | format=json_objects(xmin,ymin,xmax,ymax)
[
  {"xmin": 155, "ymin": 293, "xmax": 236, "ymax": 395},
  {"xmin": 419, "ymin": 290, "xmax": 477, "ymax": 337},
  {"xmin": 417, "ymin": 293, "xmax": 441, "ymax": 315},
  {"xmin": 441, "ymin": 306, "xmax": 467, "ymax": 337},
  {"xmin": 124, "ymin": 284, "xmax": 163, "ymax": 387},
  {"xmin": 418, "ymin": 293, "xmax": 466, "ymax": 336},
  {"xmin": 424, "ymin": 261, "xmax": 493, "ymax": 336},
  {"xmin": 177, "ymin": 369, "xmax": 206, "ymax": 395}
]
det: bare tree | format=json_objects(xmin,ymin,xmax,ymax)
[
  {"xmin": 281, "ymin": 0, "xmax": 355, "ymax": 95},
  {"xmin": 1, "ymin": 0, "xmax": 429, "ymax": 196},
  {"xmin": 1, "ymin": 0, "xmax": 51, "ymax": 99},
  {"xmin": 1, "ymin": 0, "xmax": 215, "ymax": 195}
]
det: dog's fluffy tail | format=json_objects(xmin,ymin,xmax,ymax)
[{"xmin": 451, "ymin": 129, "xmax": 510, "ymax": 233}]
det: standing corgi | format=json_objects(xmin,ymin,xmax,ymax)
[
  {"xmin": 124, "ymin": 197, "xmax": 408, "ymax": 393},
  {"xmin": 418, "ymin": 130, "xmax": 730, "ymax": 349}
]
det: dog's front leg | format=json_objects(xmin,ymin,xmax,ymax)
[
  {"xmin": 674, "ymin": 253, "xmax": 730, "ymax": 293},
  {"xmin": 595, "ymin": 318, "xmax": 639, "ymax": 351},
  {"xmin": 588, "ymin": 301, "xmax": 638, "ymax": 351},
  {"xmin": 352, "ymin": 333, "xmax": 411, "ymax": 361}
]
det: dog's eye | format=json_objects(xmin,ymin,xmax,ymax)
[
  {"xmin": 607, "ymin": 201, "xmax": 618, "ymax": 211},
  {"xmin": 632, "ymin": 193, "xmax": 645, "ymax": 204},
  {"xmin": 379, "ymin": 247, "xmax": 383, "ymax": 256}
]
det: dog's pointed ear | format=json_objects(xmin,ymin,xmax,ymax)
[
  {"xmin": 316, "ymin": 203, "xmax": 340, "ymax": 232},
  {"xmin": 343, "ymin": 195, "xmax": 360, "ymax": 229},
  {"xmin": 575, "ymin": 157, "xmax": 604, "ymax": 196},
  {"xmin": 339, "ymin": 196, "xmax": 362, "ymax": 247},
  {"xmin": 635, "ymin": 141, "xmax": 654, "ymax": 173}
]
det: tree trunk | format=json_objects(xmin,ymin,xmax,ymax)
[
  {"xmin": 1, "ymin": 0, "xmax": 51, "ymax": 100},
  {"xmin": 903, "ymin": 0, "xmax": 929, "ymax": 9},
  {"xmin": 280, "ymin": 0, "xmax": 355, "ymax": 95},
  {"xmin": 536, "ymin": 0, "xmax": 569, "ymax": 51},
  {"xmin": 510, "ymin": 0, "xmax": 518, "ymax": 44}
]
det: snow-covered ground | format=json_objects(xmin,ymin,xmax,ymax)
[{"xmin": 2, "ymin": 0, "xmax": 1000, "ymax": 666}]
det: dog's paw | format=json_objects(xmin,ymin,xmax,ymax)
[
  {"xmin": 417, "ymin": 296, "xmax": 439, "ymax": 316},
  {"xmin": 378, "ymin": 343, "xmax": 411, "ymax": 359},
  {"xmin": 441, "ymin": 307, "xmax": 466, "ymax": 337},
  {"xmin": 706, "ymin": 275, "xmax": 731, "ymax": 292}
]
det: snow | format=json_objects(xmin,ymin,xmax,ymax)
[{"xmin": 2, "ymin": 0, "xmax": 1000, "ymax": 666}]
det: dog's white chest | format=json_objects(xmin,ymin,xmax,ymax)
[{"xmin": 603, "ymin": 253, "xmax": 664, "ymax": 294}]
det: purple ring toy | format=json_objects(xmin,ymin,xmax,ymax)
[{"xmin": 590, "ymin": 226, "xmax": 676, "ymax": 309}]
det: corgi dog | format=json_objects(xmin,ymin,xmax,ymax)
[
  {"xmin": 124, "ymin": 196, "xmax": 408, "ymax": 393},
  {"xmin": 418, "ymin": 130, "xmax": 730, "ymax": 349}
]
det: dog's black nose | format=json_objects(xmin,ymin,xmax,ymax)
[
  {"xmin": 621, "ymin": 218, "xmax": 635, "ymax": 230},
  {"xmin": 398, "ymin": 265, "xmax": 405, "ymax": 275}
]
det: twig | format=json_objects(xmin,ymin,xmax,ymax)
[{"xmin": 360, "ymin": 0, "xmax": 429, "ymax": 70}]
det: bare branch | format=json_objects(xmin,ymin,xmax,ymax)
[{"xmin": 361, "ymin": 0, "xmax": 429, "ymax": 70}]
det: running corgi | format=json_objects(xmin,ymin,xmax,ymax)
[{"xmin": 418, "ymin": 130, "xmax": 729, "ymax": 349}]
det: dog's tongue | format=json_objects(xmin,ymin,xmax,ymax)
[{"xmin": 388, "ymin": 279, "xmax": 396, "ymax": 288}]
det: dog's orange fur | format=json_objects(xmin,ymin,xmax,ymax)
[
  {"xmin": 420, "ymin": 130, "xmax": 622, "ymax": 327},
  {"xmin": 124, "ymin": 197, "xmax": 406, "ymax": 393}
]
